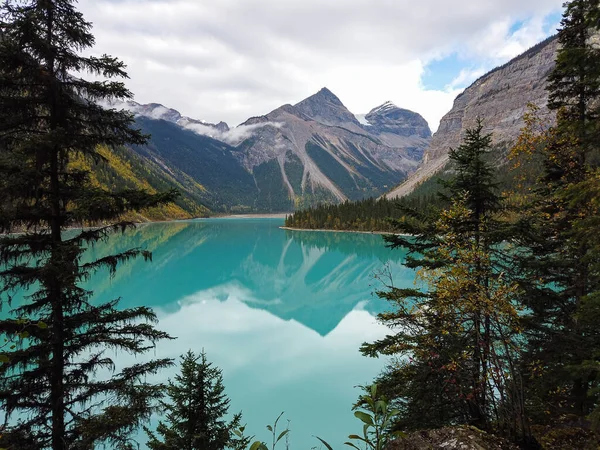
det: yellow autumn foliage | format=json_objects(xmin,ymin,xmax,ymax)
[{"xmin": 67, "ymin": 145, "xmax": 200, "ymax": 221}]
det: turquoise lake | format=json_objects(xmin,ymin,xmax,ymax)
[{"xmin": 56, "ymin": 218, "xmax": 418, "ymax": 448}]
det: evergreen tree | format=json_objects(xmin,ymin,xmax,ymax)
[
  {"xmin": 146, "ymin": 350, "xmax": 247, "ymax": 450},
  {"xmin": 547, "ymin": 0, "xmax": 600, "ymax": 160},
  {"xmin": 440, "ymin": 119, "xmax": 501, "ymax": 229},
  {"xmin": 511, "ymin": 0, "xmax": 600, "ymax": 422},
  {"xmin": 362, "ymin": 121, "xmax": 530, "ymax": 441},
  {"xmin": 0, "ymin": 1, "xmax": 177, "ymax": 449},
  {"xmin": 284, "ymin": 196, "xmax": 429, "ymax": 232}
]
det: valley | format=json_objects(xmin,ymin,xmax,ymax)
[
  {"xmin": 102, "ymin": 88, "xmax": 431, "ymax": 216},
  {"xmin": 98, "ymin": 34, "xmax": 560, "ymax": 221}
]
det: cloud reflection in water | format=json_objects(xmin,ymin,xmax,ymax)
[{"xmin": 82, "ymin": 218, "xmax": 416, "ymax": 448}]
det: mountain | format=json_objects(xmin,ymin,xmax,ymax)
[
  {"xmin": 107, "ymin": 100, "xmax": 231, "ymax": 138},
  {"xmin": 72, "ymin": 144, "xmax": 209, "ymax": 221},
  {"xmin": 233, "ymin": 88, "xmax": 431, "ymax": 210},
  {"xmin": 130, "ymin": 117, "xmax": 258, "ymax": 212},
  {"xmin": 115, "ymin": 90, "xmax": 431, "ymax": 213},
  {"xmin": 360, "ymin": 101, "xmax": 431, "ymax": 146},
  {"xmin": 294, "ymin": 87, "xmax": 366, "ymax": 133},
  {"xmin": 385, "ymin": 36, "xmax": 558, "ymax": 199}
]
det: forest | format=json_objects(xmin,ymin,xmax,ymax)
[
  {"xmin": 0, "ymin": 0, "xmax": 599, "ymax": 449},
  {"xmin": 284, "ymin": 196, "xmax": 429, "ymax": 232}
]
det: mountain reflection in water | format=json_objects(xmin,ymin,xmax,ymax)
[{"xmin": 74, "ymin": 219, "xmax": 417, "ymax": 448}]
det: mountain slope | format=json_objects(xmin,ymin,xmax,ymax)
[
  {"xmin": 235, "ymin": 88, "xmax": 431, "ymax": 209},
  {"xmin": 131, "ymin": 117, "xmax": 259, "ymax": 212},
  {"xmin": 107, "ymin": 89, "xmax": 431, "ymax": 212},
  {"xmin": 385, "ymin": 36, "xmax": 558, "ymax": 199},
  {"xmin": 74, "ymin": 145, "xmax": 209, "ymax": 221}
]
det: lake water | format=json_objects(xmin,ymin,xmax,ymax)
[{"xmin": 19, "ymin": 218, "xmax": 419, "ymax": 449}]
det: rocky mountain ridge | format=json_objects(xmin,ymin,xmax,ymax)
[
  {"xmin": 233, "ymin": 88, "xmax": 431, "ymax": 207},
  {"xmin": 108, "ymin": 99, "xmax": 231, "ymax": 138},
  {"xmin": 385, "ymin": 35, "xmax": 558, "ymax": 199},
  {"xmin": 295, "ymin": 87, "xmax": 366, "ymax": 133},
  {"xmin": 361, "ymin": 101, "xmax": 432, "ymax": 148},
  {"xmin": 116, "ymin": 88, "xmax": 431, "ymax": 211}
]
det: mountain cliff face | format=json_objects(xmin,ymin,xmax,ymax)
[
  {"xmin": 361, "ymin": 101, "xmax": 432, "ymax": 148},
  {"xmin": 235, "ymin": 88, "xmax": 431, "ymax": 209},
  {"xmin": 107, "ymin": 89, "xmax": 430, "ymax": 212},
  {"xmin": 294, "ymin": 87, "xmax": 366, "ymax": 133},
  {"xmin": 386, "ymin": 36, "xmax": 558, "ymax": 199}
]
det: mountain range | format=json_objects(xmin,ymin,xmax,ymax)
[
  {"xmin": 97, "ymin": 34, "xmax": 559, "ymax": 218},
  {"xmin": 103, "ymin": 88, "xmax": 430, "ymax": 215}
]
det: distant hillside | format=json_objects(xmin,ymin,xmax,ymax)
[
  {"xmin": 131, "ymin": 118, "xmax": 259, "ymax": 213},
  {"xmin": 74, "ymin": 145, "xmax": 209, "ymax": 222},
  {"xmin": 111, "ymin": 89, "xmax": 431, "ymax": 213},
  {"xmin": 385, "ymin": 36, "xmax": 558, "ymax": 199}
]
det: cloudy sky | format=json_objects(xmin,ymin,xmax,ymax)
[{"xmin": 78, "ymin": 0, "xmax": 564, "ymax": 131}]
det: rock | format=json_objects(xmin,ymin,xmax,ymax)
[
  {"xmin": 389, "ymin": 426, "xmax": 520, "ymax": 450},
  {"xmin": 233, "ymin": 88, "xmax": 431, "ymax": 204},
  {"xmin": 294, "ymin": 87, "xmax": 365, "ymax": 133},
  {"xmin": 364, "ymin": 101, "xmax": 431, "ymax": 139},
  {"xmin": 386, "ymin": 36, "xmax": 558, "ymax": 199},
  {"xmin": 214, "ymin": 121, "xmax": 230, "ymax": 133},
  {"xmin": 363, "ymin": 101, "xmax": 431, "ymax": 148}
]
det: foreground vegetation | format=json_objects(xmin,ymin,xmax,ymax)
[
  {"xmin": 293, "ymin": 1, "xmax": 600, "ymax": 447},
  {"xmin": 0, "ymin": 0, "xmax": 599, "ymax": 449},
  {"xmin": 0, "ymin": 0, "xmax": 177, "ymax": 448}
]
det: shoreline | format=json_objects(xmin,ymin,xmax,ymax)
[
  {"xmin": 212, "ymin": 213, "xmax": 290, "ymax": 219},
  {"xmin": 279, "ymin": 226, "xmax": 400, "ymax": 235}
]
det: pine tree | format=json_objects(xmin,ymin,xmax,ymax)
[
  {"xmin": 440, "ymin": 119, "xmax": 501, "ymax": 228},
  {"xmin": 0, "ymin": 1, "xmax": 177, "ymax": 449},
  {"xmin": 146, "ymin": 351, "xmax": 247, "ymax": 450},
  {"xmin": 547, "ymin": 0, "xmax": 600, "ymax": 161},
  {"xmin": 510, "ymin": 0, "xmax": 600, "ymax": 422},
  {"xmin": 362, "ymin": 121, "xmax": 530, "ymax": 440}
]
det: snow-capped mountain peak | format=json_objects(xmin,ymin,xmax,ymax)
[
  {"xmin": 371, "ymin": 101, "xmax": 397, "ymax": 114},
  {"xmin": 102, "ymin": 99, "xmax": 231, "ymax": 137}
]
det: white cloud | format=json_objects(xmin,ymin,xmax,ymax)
[
  {"xmin": 184, "ymin": 121, "xmax": 283, "ymax": 145},
  {"xmin": 448, "ymin": 67, "xmax": 488, "ymax": 90},
  {"xmin": 108, "ymin": 99, "xmax": 283, "ymax": 143},
  {"xmin": 77, "ymin": 0, "xmax": 564, "ymax": 132},
  {"xmin": 465, "ymin": 14, "xmax": 559, "ymax": 61}
]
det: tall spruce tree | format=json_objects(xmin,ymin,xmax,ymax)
[
  {"xmin": 512, "ymin": 0, "xmax": 600, "ymax": 422},
  {"xmin": 362, "ymin": 121, "xmax": 529, "ymax": 439},
  {"xmin": 146, "ymin": 351, "xmax": 247, "ymax": 450},
  {"xmin": 0, "ymin": 1, "xmax": 177, "ymax": 449}
]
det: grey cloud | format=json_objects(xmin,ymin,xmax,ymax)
[{"xmin": 78, "ymin": 0, "xmax": 563, "ymax": 129}]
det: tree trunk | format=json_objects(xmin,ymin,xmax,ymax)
[{"xmin": 44, "ymin": 1, "xmax": 67, "ymax": 448}]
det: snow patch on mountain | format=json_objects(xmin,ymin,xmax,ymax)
[
  {"xmin": 107, "ymin": 100, "xmax": 185, "ymax": 123},
  {"xmin": 354, "ymin": 114, "xmax": 371, "ymax": 126},
  {"xmin": 371, "ymin": 101, "xmax": 397, "ymax": 114}
]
